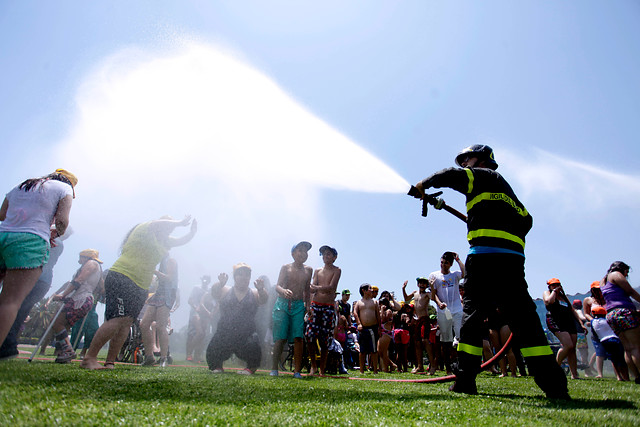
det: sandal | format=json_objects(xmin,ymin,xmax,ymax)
[{"xmin": 103, "ymin": 361, "xmax": 116, "ymax": 370}]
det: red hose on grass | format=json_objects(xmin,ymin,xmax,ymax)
[{"xmin": 345, "ymin": 333, "xmax": 514, "ymax": 383}]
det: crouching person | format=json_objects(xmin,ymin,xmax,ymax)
[
  {"xmin": 206, "ymin": 264, "xmax": 268, "ymax": 374},
  {"xmin": 51, "ymin": 249, "xmax": 103, "ymax": 363}
]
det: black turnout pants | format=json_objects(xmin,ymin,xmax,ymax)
[{"xmin": 457, "ymin": 253, "xmax": 568, "ymax": 396}]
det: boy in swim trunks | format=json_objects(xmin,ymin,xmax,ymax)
[
  {"xmin": 403, "ymin": 277, "xmax": 436, "ymax": 374},
  {"xmin": 353, "ymin": 283, "xmax": 381, "ymax": 374},
  {"xmin": 305, "ymin": 245, "xmax": 341, "ymax": 375},
  {"xmin": 271, "ymin": 241, "xmax": 313, "ymax": 379}
]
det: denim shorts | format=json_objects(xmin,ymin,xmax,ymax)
[{"xmin": 0, "ymin": 232, "xmax": 49, "ymax": 270}]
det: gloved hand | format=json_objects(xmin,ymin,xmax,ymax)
[{"xmin": 407, "ymin": 182, "xmax": 426, "ymax": 199}]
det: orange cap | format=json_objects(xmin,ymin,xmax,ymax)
[
  {"xmin": 547, "ymin": 278, "xmax": 561, "ymax": 285},
  {"xmin": 590, "ymin": 280, "xmax": 601, "ymax": 289}
]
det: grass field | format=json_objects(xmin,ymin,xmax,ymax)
[{"xmin": 1, "ymin": 350, "xmax": 639, "ymax": 426}]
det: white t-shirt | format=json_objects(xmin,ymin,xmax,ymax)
[
  {"xmin": 0, "ymin": 179, "xmax": 73, "ymax": 242},
  {"xmin": 591, "ymin": 317, "xmax": 617, "ymax": 342},
  {"xmin": 429, "ymin": 270, "xmax": 464, "ymax": 314}
]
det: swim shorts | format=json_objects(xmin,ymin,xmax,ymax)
[
  {"xmin": 546, "ymin": 312, "xmax": 577, "ymax": 334},
  {"xmin": 358, "ymin": 325, "xmax": 379, "ymax": 354},
  {"xmin": 64, "ymin": 295, "xmax": 94, "ymax": 326},
  {"xmin": 272, "ymin": 297, "xmax": 305, "ymax": 342},
  {"xmin": 606, "ymin": 307, "xmax": 640, "ymax": 336},
  {"xmin": 394, "ymin": 329, "xmax": 410, "ymax": 345},
  {"xmin": 0, "ymin": 232, "xmax": 49, "ymax": 270},
  {"xmin": 304, "ymin": 301, "xmax": 335, "ymax": 348},
  {"xmin": 576, "ymin": 333, "xmax": 588, "ymax": 350},
  {"xmin": 104, "ymin": 270, "xmax": 148, "ymax": 321}
]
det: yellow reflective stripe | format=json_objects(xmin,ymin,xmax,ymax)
[
  {"xmin": 457, "ymin": 342, "xmax": 483, "ymax": 357},
  {"xmin": 464, "ymin": 168, "xmax": 474, "ymax": 194},
  {"xmin": 466, "ymin": 192, "xmax": 529, "ymax": 217},
  {"xmin": 467, "ymin": 229, "xmax": 525, "ymax": 250},
  {"xmin": 520, "ymin": 345, "xmax": 553, "ymax": 358}
]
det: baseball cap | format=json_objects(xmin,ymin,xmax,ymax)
[
  {"xmin": 319, "ymin": 245, "xmax": 337, "ymax": 256},
  {"xmin": 291, "ymin": 241, "xmax": 312, "ymax": 253},
  {"xmin": 54, "ymin": 168, "xmax": 78, "ymax": 188},
  {"xmin": 233, "ymin": 263, "xmax": 252, "ymax": 273},
  {"xmin": 79, "ymin": 249, "xmax": 103, "ymax": 264},
  {"xmin": 342, "ymin": 289, "xmax": 351, "ymax": 295}
]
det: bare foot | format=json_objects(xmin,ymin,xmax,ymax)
[
  {"xmin": 411, "ymin": 367, "xmax": 424, "ymax": 374},
  {"xmin": 80, "ymin": 358, "xmax": 107, "ymax": 370}
]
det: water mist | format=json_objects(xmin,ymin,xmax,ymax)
[{"xmin": 55, "ymin": 42, "xmax": 409, "ymax": 329}]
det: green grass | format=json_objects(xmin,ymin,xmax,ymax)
[{"xmin": 1, "ymin": 354, "xmax": 639, "ymax": 426}]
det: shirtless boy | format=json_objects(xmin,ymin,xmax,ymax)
[
  {"xmin": 403, "ymin": 277, "xmax": 436, "ymax": 374},
  {"xmin": 271, "ymin": 241, "xmax": 313, "ymax": 379},
  {"xmin": 353, "ymin": 283, "xmax": 381, "ymax": 374},
  {"xmin": 305, "ymin": 245, "xmax": 341, "ymax": 375}
]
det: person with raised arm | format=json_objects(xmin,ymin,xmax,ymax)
[{"xmin": 80, "ymin": 216, "xmax": 196, "ymax": 370}]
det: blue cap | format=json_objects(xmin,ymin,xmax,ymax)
[{"xmin": 291, "ymin": 241, "xmax": 312, "ymax": 253}]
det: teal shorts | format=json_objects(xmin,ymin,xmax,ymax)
[
  {"xmin": 272, "ymin": 297, "xmax": 305, "ymax": 342},
  {"xmin": 0, "ymin": 232, "xmax": 49, "ymax": 270}
]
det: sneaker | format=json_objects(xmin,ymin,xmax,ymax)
[
  {"xmin": 143, "ymin": 356, "xmax": 156, "ymax": 366},
  {"xmin": 210, "ymin": 368, "xmax": 224, "ymax": 374},
  {"xmin": 293, "ymin": 372, "xmax": 303, "ymax": 379},
  {"xmin": 186, "ymin": 356, "xmax": 193, "ymax": 362},
  {"xmin": 237, "ymin": 368, "xmax": 254, "ymax": 375},
  {"xmin": 155, "ymin": 357, "xmax": 168, "ymax": 368},
  {"xmin": 270, "ymin": 370, "xmax": 279, "ymax": 376},
  {"xmin": 55, "ymin": 349, "xmax": 76, "ymax": 364}
]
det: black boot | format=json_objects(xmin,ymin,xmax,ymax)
[{"xmin": 449, "ymin": 359, "xmax": 478, "ymax": 395}]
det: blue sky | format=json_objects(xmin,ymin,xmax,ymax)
[{"xmin": 2, "ymin": 1, "xmax": 639, "ymax": 329}]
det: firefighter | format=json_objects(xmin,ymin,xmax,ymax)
[{"xmin": 410, "ymin": 144, "xmax": 569, "ymax": 400}]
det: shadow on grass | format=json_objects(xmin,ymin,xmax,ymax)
[{"xmin": 480, "ymin": 392, "xmax": 637, "ymax": 410}]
